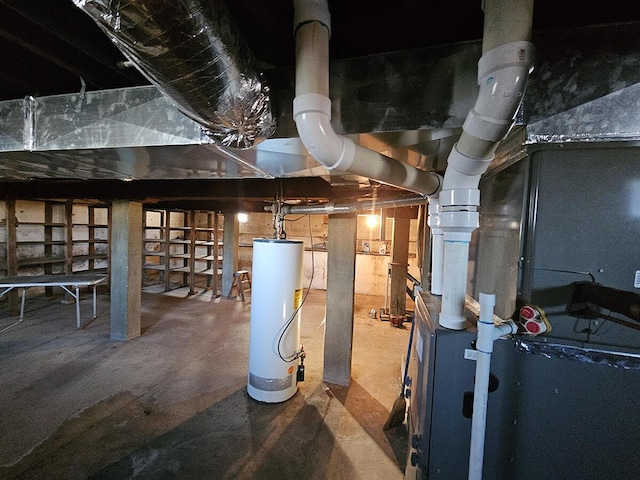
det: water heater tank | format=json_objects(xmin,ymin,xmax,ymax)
[{"xmin": 247, "ymin": 239, "xmax": 304, "ymax": 402}]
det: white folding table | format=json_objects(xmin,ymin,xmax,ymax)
[{"xmin": 0, "ymin": 274, "xmax": 107, "ymax": 333}]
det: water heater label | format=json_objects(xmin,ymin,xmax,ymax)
[
  {"xmin": 635, "ymin": 270, "xmax": 640, "ymax": 288},
  {"xmin": 293, "ymin": 289, "xmax": 303, "ymax": 309}
]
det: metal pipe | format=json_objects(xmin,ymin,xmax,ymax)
[{"xmin": 264, "ymin": 195, "xmax": 428, "ymax": 215}]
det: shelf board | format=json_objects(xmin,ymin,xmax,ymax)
[
  {"xmin": 144, "ymin": 251, "xmax": 166, "ymax": 256},
  {"xmin": 72, "ymin": 239, "xmax": 108, "ymax": 244},
  {"xmin": 170, "ymin": 253, "xmax": 191, "ymax": 259},
  {"xmin": 72, "ymin": 254, "xmax": 108, "ymax": 262},
  {"xmin": 16, "ymin": 240, "xmax": 67, "ymax": 246},
  {"xmin": 195, "ymin": 255, "xmax": 219, "ymax": 261},
  {"xmin": 169, "ymin": 239, "xmax": 190, "ymax": 244},
  {"xmin": 170, "ymin": 266, "xmax": 191, "ymax": 273},
  {"xmin": 196, "ymin": 268, "xmax": 221, "ymax": 276},
  {"xmin": 18, "ymin": 222, "xmax": 66, "ymax": 227},
  {"xmin": 144, "ymin": 264, "xmax": 165, "ymax": 270},
  {"xmin": 74, "ymin": 267, "xmax": 108, "ymax": 275},
  {"xmin": 17, "ymin": 256, "xmax": 66, "ymax": 266}
]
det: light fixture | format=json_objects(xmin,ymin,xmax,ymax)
[
  {"xmin": 237, "ymin": 213, "xmax": 248, "ymax": 223},
  {"xmin": 365, "ymin": 214, "xmax": 379, "ymax": 228}
]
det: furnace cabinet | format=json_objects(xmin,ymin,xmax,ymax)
[{"xmin": 405, "ymin": 144, "xmax": 640, "ymax": 479}]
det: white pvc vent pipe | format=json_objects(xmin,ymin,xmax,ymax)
[
  {"xmin": 438, "ymin": 0, "xmax": 534, "ymax": 330},
  {"xmin": 428, "ymin": 196, "xmax": 444, "ymax": 295},
  {"xmin": 293, "ymin": 0, "xmax": 441, "ymax": 196},
  {"xmin": 469, "ymin": 293, "xmax": 517, "ymax": 480}
]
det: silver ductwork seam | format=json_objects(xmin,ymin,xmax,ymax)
[{"xmin": 73, "ymin": 0, "xmax": 275, "ymax": 149}]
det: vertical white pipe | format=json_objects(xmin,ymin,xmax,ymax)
[
  {"xmin": 428, "ymin": 196, "xmax": 444, "ymax": 295},
  {"xmin": 439, "ymin": 0, "xmax": 534, "ymax": 329},
  {"xmin": 439, "ymin": 240, "xmax": 469, "ymax": 329},
  {"xmin": 431, "ymin": 232, "xmax": 444, "ymax": 295},
  {"xmin": 469, "ymin": 293, "xmax": 517, "ymax": 480},
  {"xmin": 468, "ymin": 293, "xmax": 496, "ymax": 480}
]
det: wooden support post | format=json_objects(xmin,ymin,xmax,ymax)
[
  {"xmin": 5, "ymin": 200, "xmax": 18, "ymax": 314},
  {"xmin": 323, "ymin": 213, "xmax": 357, "ymax": 386},
  {"xmin": 390, "ymin": 215, "xmax": 410, "ymax": 316}
]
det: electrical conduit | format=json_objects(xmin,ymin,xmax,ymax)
[
  {"xmin": 292, "ymin": 0, "xmax": 441, "ymax": 196},
  {"xmin": 438, "ymin": 0, "xmax": 534, "ymax": 330}
]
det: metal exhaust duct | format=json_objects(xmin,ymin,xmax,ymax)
[{"xmin": 73, "ymin": 0, "xmax": 276, "ymax": 149}]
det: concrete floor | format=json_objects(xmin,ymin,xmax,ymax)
[{"xmin": 0, "ymin": 285, "xmax": 410, "ymax": 479}]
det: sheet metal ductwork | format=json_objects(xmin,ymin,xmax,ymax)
[{"xmin": 73, "ymin": 0, "xmax": 275, "ymax": 149}]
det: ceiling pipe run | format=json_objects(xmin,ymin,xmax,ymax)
[
  {"xmin": 73, "ymin": 0, "xmax": 275, "ymax": 149},
  {"xmin": 265, "ymin": 195, "xmax": 427, "ymax": 216},
  {"xmin": 438, "ymin": 0, "xmax": 535, "ymax": 330},
  {"xmin": 292, "ymin": 0, "xmax": 442, "ymax": 196}
]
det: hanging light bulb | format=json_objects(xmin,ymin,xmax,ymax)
[{"xmin": 366, "ymin": 214, "xmax": 379, "ymax": 228}]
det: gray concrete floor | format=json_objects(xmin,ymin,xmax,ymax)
[{"xmin": 0, "ymin": 286, "xmax": 410, "ymax": 479}]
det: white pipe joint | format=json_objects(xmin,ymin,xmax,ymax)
[
  {"xmin": 440, "ymin": 188, "xmax": 480, "ymax": 208},
  {"xmin": 439, "ymin": 211, "xmax": 478, "ymax": 243},
  {"xmin": 476, "ymin": 293, "xmax": 497, "ymax": 353},
  {"xmin": 477, "ymin": 293, "xmax": 518, "ymax": 353},
  {"xmin": 493, "ymin": 319, "xmax": 518, "ymax": 340},
  {"xmin": 439, "ymin": 188, "xmax": 480, "ymax": 242},
  {"xmin": 427, "ymin": 195, "xmax": 442, "ymax": 234},
  {"xmin": 293, "ymin": 0, "xmax": 331, "ymax": 35},
  {"xmin": 442, "ymin": 144, "xmax": 492, "ymax": 191},
  {"xmin": 463, "ymin": 41, "xmax": 535, "ymax": 143},
  {"xmin": 294, "ymin": 92, "xmax": 356, "ymax": 171}
]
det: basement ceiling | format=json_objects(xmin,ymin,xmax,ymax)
[
  {"xmin": 1, "ymin": 0, "xmax": 640, "ymax": 209},
  {"xmin": 2, "ymin": 0, "xmax": 639, "ymax": 100}
]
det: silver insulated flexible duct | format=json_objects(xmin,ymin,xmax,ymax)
[{"xmin": 73, "ymin": 0, "xmax": 276, "ymax": 149}]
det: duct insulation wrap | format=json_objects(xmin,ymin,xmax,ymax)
[
  {"xmin": 73, "ymin": 0, "xmax": 275, "ymax": 149},
  {"xmin": 248, "ymin": 239, "xmax": 304, "ymax": 403}
]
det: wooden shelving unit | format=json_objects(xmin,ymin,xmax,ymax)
[
  {"xmin": 0, "ymin": 200, "xmax": 110, "ymax": 312},
  {"xmin": 1, "ymin": 200, "xmax": 110, "ymax": 278},
  {"xmin": 143, "ymin": 209, "xmax": 223, "ymax": 295}
]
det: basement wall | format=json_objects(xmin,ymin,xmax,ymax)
[{"xmin": 238, "ymin": 212, "xmax": 420, "ymax": 296}]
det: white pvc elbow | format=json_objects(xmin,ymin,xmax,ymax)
[
  {"xmin": 463, "ymin": 41, "xmax": 534, "ymax": 144},
  {"xmin": 293, "ymin": 92, "xmax": 356, "ymax": 171}
]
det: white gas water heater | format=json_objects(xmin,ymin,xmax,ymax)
[{"xmin": 247, "ymin": 238, "xmax": 305, "ymax": 403}]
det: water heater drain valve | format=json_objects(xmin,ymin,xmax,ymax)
[{"xmin": 297, "ymin": 345, "xmax": 306, "ymax": 382}]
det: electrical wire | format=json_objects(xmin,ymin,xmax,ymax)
[
  {"xmin": 277, "ymin": 209, "xmax": 315, "ymax": 363},
  {"xmin": 283, "ymin": 215, "xmax": 307, "ymax": 222},
  {"xmin": 530, "ymin": 267, "xmax": 596, "ymax": 283}
]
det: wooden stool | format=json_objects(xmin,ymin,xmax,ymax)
[{"xmin": 227, "ymin": 270, "xmax": 252, "ymax": 301}]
